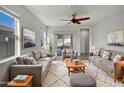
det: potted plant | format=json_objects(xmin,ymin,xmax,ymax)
[{"xmin": 48, "ymin": 42, "xmax": 52, "ymax": 54}]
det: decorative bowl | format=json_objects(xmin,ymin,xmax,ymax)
[{"xmin": 72, "ymin": 59, "xmax": 80, "ymax": 65}]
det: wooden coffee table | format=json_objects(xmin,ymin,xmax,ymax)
[
  {"xmin": 66, "ymin": 59, "xmax": 86, "ymax": 76},
  {"xmin": 7, "ymin": 75, "xmax": 33, "ymax": 87}
]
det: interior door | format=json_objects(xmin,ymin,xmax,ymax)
[{"xmin": 80, "ymin": 29, "xmax": 89, "ymax": 54}]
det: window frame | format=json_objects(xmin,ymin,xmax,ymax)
[
  {"xmin": 0, "ymin": 6, "xmax": 20, "ymax": 63},
  {"xmin": 57, "ymin": 34, "xmax": 73, "ymax": 49},
  {"xmin": 40, "ymin": 31, "xmax": 47, "ymax": 48}
]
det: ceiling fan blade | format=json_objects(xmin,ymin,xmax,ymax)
[
  {"xmin": 60, "ymin": 19, "xmax": 71, "ymax": 21},
  {"xmin": 75, "ymin": 21, "xmax": 81, "ymax": 24},
  {"xmin": 66, "ymin": 21, "xmax": 72, "ymax": 25},
  {"xmin": 76, "ymin": 17, "xmax": 90, "ymax": 21}
]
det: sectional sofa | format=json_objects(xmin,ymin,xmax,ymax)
[
  {"xmin": 9, "ymin": 50, "xmax": 52, "ymax": 87},
  {"xmin": 91, "ymin": 48, "xmax": 124, "ymax": 82}
]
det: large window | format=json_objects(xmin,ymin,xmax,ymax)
[
  {"xmin": 40, "ymin": 31, "xmax": 47, "ymax": 48},
  {"xmin": 0, "ymin": 9, "xmax": 19, "ymax": 60},
  {"xmin": 63, "ymin": 35, "xmax": 72, "ymax": 47},
  {"xmin": 57, "ymin": 34, "xmax": 72, "ymax": 49}
]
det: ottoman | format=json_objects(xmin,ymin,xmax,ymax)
[{"xmin": 70, "ymin": 73, "xmax": 96, "ymax": 87}]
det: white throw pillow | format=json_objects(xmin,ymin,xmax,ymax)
[
  {"xmin": 102, "ymin": 51, "xmax": 110, "ymax": 59},
  {"xmin": 40, "ymin": 49, "xmax": 48, "ymax": 57},
  {"xmin": 113, "ymin": 54, "xmax": 121, "ymax": 63},
  {"xmin": 93, "ymin": 49, "xmax": 99, "ymax": 56}
]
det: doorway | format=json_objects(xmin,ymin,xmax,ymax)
[
  {"xmin": 80, "ymin": 29, "xmax": 90, "ymax": 60},
  {"xmin": 56, "ymin": 34, "xmax": 73, "ymax": 56}
]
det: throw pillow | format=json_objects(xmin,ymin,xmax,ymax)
[
  {"xmin": 16, "ymin": 57, "xmax": 25, "ymax": 65},
  {"xmin": 30, "ymin": 57, "xmax": 37, "ymax": 64},
  {"xmin": 113, "ymin": 54, "xmax": 121, "ymax": 63},
  {"xmin": 93, "ymin": 49, "xmax": 99, "ymax": 56},
  {"xmin": 42, "ymin": 52, "xmax": 48, "ymax": 57},
  {"xmin": 100, "ymin": 49, "xmax": 104, "ymax": 57},
  {"xmin": 66, "ymin": 48, "xmax": 73, "ymax": 54},
  {"xmin": 102, "ymin": 51, "xmax": 111, "ymax": 59},
  {"xmin": 32, "ymin": 51, "xmax": 41, "ymax": 60},
  {"xmin": 24, "ymin": 57, "xmax": 33, "ymax": 65}
]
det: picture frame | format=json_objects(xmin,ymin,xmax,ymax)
[
  {"xmin": 107, "ymin": 30, "xmax": 124, "ymax": 46},
  {"xmin": 22, "ymin": 27, "xmax": 36, "ymax": 48}
]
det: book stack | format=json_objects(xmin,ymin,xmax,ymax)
[{"xmin": 13, "ymin": 75, "xmax": 28, "ymax": 82}]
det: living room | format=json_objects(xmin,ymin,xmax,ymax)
[{"xmin": 0, "ymin": 5, "xmax": 124, "ymax": 88}]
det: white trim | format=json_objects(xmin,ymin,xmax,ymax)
[
  {"xmin": 0, "ymin": 54, "xmax": 30, "ymax": 64},
  {"xmin": 0, "ymin": 56, "xmax": 16, "ymax": 64},
  {"xmin": 16, "ymin": 20, "xmax": 20, "ymax": 56},
  {"xmin": 0, "ymin": 6, "xmax": 20, "ymax": 19},
  {"xmin": 0, "ymin": 6, "xmax": 20, "ymax": 63}
]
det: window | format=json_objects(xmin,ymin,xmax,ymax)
[
  {"xmin": 63, "ymin": 35, "xmax": 72, "ymax": 47},
  {"xmin": 57, "ymin": 34, "xmax": 72, "ymax": 49},
  {"xmin": 0, "ymin": 8, "xmax": 19, "ymax": 61},
  {"xmin": 57, "ymin": 34, "xmax": 63, "ymax": 48},
  {"xmin": 40, "ymin": 31, "xmax": 47, "ymax": 48}
]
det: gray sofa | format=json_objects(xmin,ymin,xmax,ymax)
[
  {"xmin": 9, "ymin": 50, "xmax": 52, "ymax": 87},
  {"xmin": 91, "ymin": 48, "xmax": 124, "ymax": 82}
]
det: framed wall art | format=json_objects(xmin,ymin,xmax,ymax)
[
  {"xmin": 107, "ymin": 30, "xmax": 124, "ymax": 46},
  {"xmin": 22, "ymin": 27, "xmax": 36, "ymax": 48}
]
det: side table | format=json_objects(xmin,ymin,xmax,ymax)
[{"xmin": 7, "ymin": 75, "xmax": 33, "ymax": 87}]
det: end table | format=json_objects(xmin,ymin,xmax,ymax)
[{"xmin": 7, "ymin": 75, "xmax": 33, "ymax": 87}]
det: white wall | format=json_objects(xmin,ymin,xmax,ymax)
[
  {"xmin": 0, "ymin": 5, "xmax": 47, "ymax": 81},
  {"xmin": 5, "ymin": 5, "xmax": 47, "ymax": 55},
  {"xmin": 47, "ymin": 25, "xmax": 92, "ymax": 55},
  {"xmin": 92, "ymin": 9, "xmax": 124, "ymax": 52}
]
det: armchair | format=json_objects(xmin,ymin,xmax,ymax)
[
  {"xmin": 113, "ymin": 61, "xmax": 124, "ymax": 82},
  {"xmin": 62, "ymin": 48, "xmax": 72, "ymax": 60}
]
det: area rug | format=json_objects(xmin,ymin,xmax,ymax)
[{"xmin": 42, "ymin": 56, "xmax": 124, "ymax": 87}]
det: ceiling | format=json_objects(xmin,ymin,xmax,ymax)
[{"xmin": 25, "ymin": 5, "xmax": 124, "ymax": 26}]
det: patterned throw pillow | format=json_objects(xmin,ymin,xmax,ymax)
[
  {"xmin": 24, "ymin": 57, "xmax": 37, "ymax": 65},
  {"xmin": 30, "ymin": 57, "xmax": 37, "ymax": 64},
  {"xmin": 24, "ymin": 57, "xmax": 33, "ymax": 65},
  {"xmin": 102, "ymin": 51, "xmax": 110, "ymax": 59},
  {"xmin": 113, "ymin": 54, "xmax": 121, "ymax": 63},
  {"xmin": 66, "ymin": 49, "xmax": 73, "ymax": 54}
]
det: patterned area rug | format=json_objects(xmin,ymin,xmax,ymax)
[{"xmin": 42, "ymin": 56, "xmax": 124, "ymax": 87}]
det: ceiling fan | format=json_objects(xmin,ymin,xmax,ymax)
[{"xmin": 61, "ymin": 13, "xmax": 90, "ymax": 25}]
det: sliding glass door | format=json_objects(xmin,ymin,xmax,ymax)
[{"xmin": 57, "ymin": 34, "xmax": 72, "ymax": 49}]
